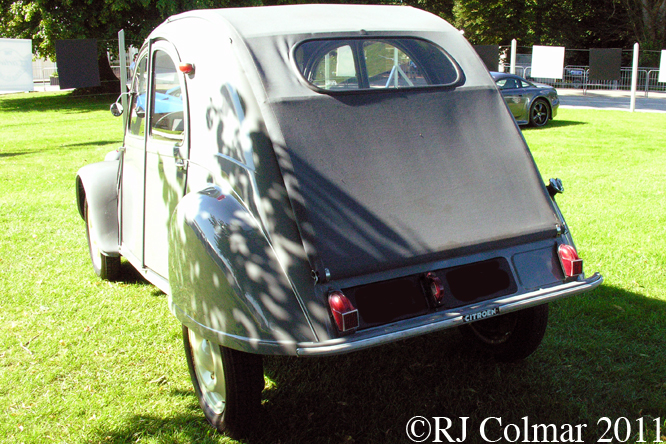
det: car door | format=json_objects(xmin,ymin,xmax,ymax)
[
  {"xmin": 120, "ymin": 50, "xmax": 149, "ymax": 267},
  {"xmin": 498, "ymin": 77, "xmax": 529, "ymax": 122},
  {"xmin": 143, "ymin": 42, "xmax": 189, "ymax": 281}
]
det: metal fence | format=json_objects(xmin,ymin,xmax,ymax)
[
  {"xmin": 500, "ymin": 64, "xmax": 665, "ymax": 96},
  {"xmin": 111, "ymin": 66, "xmax": 133, "ymax": 81},
  {"xmin": 497, "ymin": 47, "xmax": 665, "ymax": 96},
  {"xmin": 32, "ymin": 59, "xmax": 57, "ymax": 83}
]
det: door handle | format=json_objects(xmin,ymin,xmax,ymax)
[{"xmin": 173, "ymin": 145, "xmax": 186, "ymax": 170}]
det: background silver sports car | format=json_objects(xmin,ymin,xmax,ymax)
[{"xmin": 491, "ymin": 71, "xmax": 559, "ymax": 127}]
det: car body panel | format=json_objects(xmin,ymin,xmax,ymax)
[
  {"xmin": 168, "ymin": 186, "xmax": 320, "ymax": 354},
  {"xmin": 77, "ymin": 5, "xmax": 600, "ymax": 357},
  {"xmin": 75, "ymin": 160, "xmax": 121, "ymax": 256}
]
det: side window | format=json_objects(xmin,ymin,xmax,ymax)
[
  {"xmin": 150, "ymin": 50, "xmax": 184, "ymax": 142},
  {"xmin": 311, "ymin": 44, "xmax": 358, "ymax": 90},
  {"xmin": 128, "ymin": 55, "xmax": 148, "ymax": 137},
  {"xmin": 295, "ymin": 38, "xmax": 461, "ymax": 92},
  {"xmin": 498, "ymin": 78, "xmax": 518, "ymax": 90},
  {"xmin": 520, "ymin": 80, "xmax": 531, "ymax": 88},
  {"xmin": 364, "ymin": 41, "xmax": 425, "ymax": 88}
]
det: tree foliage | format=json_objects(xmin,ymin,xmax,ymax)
[
  {"xmin": 0, "ymin": 0, "xmax": 661, "ymax": 80},
  {"xmin": 0, "ymin": 0, "xmax": 260, "ymax": 60},
  {"xmin": 452, "ymin": 0, "xmax": 632, "ymax": 49},
  {"xmin": 619, "ymin": 0, "xmax": 666, "ymax": 49}
]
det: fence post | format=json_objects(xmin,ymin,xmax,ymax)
[
  {"xmin": 630, "ymin": 42, "xmax": 639, "ymax": 112},
  {"xmin": 510, "ymin": 39, "xmax": 517, "ymax": 74},
  {"xmin": 645, "ymin": 70, "xmax": 649, "ymax": 98}
]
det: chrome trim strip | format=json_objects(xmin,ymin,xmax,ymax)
[{"xmin": 295, "ymin": 273, "xmax": 603, "ymax": 357}]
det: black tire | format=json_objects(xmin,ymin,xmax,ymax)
[
  {"xmin": 460, "ymin": 304, "xmax": 549, "ymax": 362},
  {"xmin": 183, "ymin": 325, "xmax": 264, "ymax": 438},
  {"xmin": 84, "ymin": 200, "xmax": 120, "ymax": 280},
  {"xmin": 529, "ymin": 99, "xmax": 551, "ymax": 127}
]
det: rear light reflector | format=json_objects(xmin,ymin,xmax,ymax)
[
  {"xmin": 178, "ymin": 63, "xmax": 195, "ymax": 74},
  {"xmin": 328, "ymin": 291, "xmax": 359, "ymax": 333},
  {"xmin": 425, "ymin": 272, "xmax": 445, "ymax": 305},
  {"xmin": 558, "ymin": 244, "xmax": 583, "ymax": 277}
]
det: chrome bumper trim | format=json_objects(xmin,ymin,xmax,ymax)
[{"xmin": 295, "ymin": 273, "xmax": 603, "ymax": 357}]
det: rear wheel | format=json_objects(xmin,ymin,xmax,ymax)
[
  {"xmin": 529, "ymin": 99, "xmax": 550, "ymax": 127},
  {"xmin": 183, "ymin": 325, "xmax": 264, "ymax": 438},
  {"xmin": 84, "ymin": 200, "xmax": 120, "ymax": 280},
  {"xmin": 460, "ymin": 304, "xmax": 549, "ymax": 362}
]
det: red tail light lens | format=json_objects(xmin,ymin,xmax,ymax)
[
  {"xmin": 328, "ymin": 291, "xmax": 359, "ymax": 333},
  {"xmin": 178, "ymin": 63, "xmax": 194, "ymax": 74},
  {"xmin": 425, "ymin": 272, "xmax": 445, "ymax": 305},
  {"xmin": 558, "ymin": 244, "xmax": 583, "ymax": 277}
]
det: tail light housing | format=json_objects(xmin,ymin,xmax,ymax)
[
  {"xmin": 328, "ymin": 291, "xmax": 359, "ymax": 333},
  {"xmin": 424, "ymin": 272, "xmax": 445, "ymax": 305},
  {"xmin": 558, "ymin": 244, "xmax": 583, "ymax": 278},
  {"xmin": 178, "ymin": 63, "xmax": 195, "ymax": 74}
]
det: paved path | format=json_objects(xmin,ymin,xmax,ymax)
[{"xmin": 558, "ymin": 89, "xmax": 666, "ymax": 113}]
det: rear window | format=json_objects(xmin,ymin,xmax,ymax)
[{"xmin": 294, "ymin": 38, "xmax": 463, "ymax": 92}]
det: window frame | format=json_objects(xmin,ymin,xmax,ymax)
[
  {"xmin": 149, "ymin": 48, "xmax": 186, "ymax": 144},
  {"xmin": 127, "ymin": 52, "xmax": 149, "ymax": 138},
  {"xmin": 292, "ymin": 36, "xmax": 464, "ymax": 94}
]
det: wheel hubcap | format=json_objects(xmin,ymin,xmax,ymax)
[
  {"xmin": 189, "ymin": 329, "xmax": 226, "ymax": 414},
  {"xmin": 532, "ymin": 103, "xmax": 548, "ymax": 125}
]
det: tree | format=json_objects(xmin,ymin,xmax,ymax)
[
  {"xmin": 453, "ymin": 0, "xmax": 531, "ymax": 46},
  {"xmin": 452, "ymin": 0, "xmax": 632, "ymax": 49},
  {"xmin": 399, "ymin": 0, "xmax": 456, "ymax": 22},
  {"xmin": 0, "ymin": 0, "xmax": 259, "ymax": 92},
  {"xmin": 619, "ymin": 0, "xmax": 666, "ymax": 50}
]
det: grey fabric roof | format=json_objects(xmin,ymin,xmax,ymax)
[{"xmin": 179, "ymin": 5, "xmax": 456, "ymax": 38}]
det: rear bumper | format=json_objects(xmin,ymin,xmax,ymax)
[{"xmin": 295, "ymin": 272, "xmax": 602, "ymax": 356}]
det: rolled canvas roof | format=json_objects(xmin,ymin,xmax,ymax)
[{"xmin": 172, "ymin": 6, "xmax": 561, "ymax": 279}]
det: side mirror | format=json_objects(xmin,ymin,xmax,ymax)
[
  {"xmin": 547, "ymin": 178, "xmax": 564, "ymax": 198},
  {"xmin": 110, "ymin": 102, "xmax": 124, "ymax": 117},
  {"xmin": 110, "ymin": 92, "xmax": 132, "ymax": 117}
]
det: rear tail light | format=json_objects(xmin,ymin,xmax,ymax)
[
  {"xmin": 558, "ymin": 244, "xmax": 583, "ymax": 278},
  {"xmin": 424, "ymin": 272, "xmax": 445, "ymax": 305},
  {"xmin": 178, "ymin": 63, "xmax": 195, "ymax": 74},
  {"xmin": 328, "ymin": 291, "xmax": 359, "ymax": 333}
]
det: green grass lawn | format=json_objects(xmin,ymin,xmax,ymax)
[{"xmin": 1, "ymin": 92, "xmax": 665, "ymax": 444}]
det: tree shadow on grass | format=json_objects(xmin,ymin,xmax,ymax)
[
  {"xmin": 0, "ymin": 150, "xmax": 44, "ymax": 158},
  {"xmin": 254, "ymin": 284, "xmax": 665, "ymax": 444},
  {"xmin": 0, "ymin": 91, "xmax": 116, "ymax": 113},
  {"xmin": 83, "ymin": 284, "xmax": 665, "ymax": 444},
  {"xmin": 86, "ymin": 391, "xmax": 226, "ymax": 444},
  {"xmin": 60, "ymin": 140, "xmax": 121, "ymax": 149}
]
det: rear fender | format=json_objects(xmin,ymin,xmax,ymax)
[
  {"xmin": 75, "ymin": 160, "xmax": 120, "ymax": 256},
  {"xmin": 168, "ymin": 185, "xmax": 317, "ymax": 354}
]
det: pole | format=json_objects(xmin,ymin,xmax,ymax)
[
  {"xmin": 510, "ymin": 39, "xmax": 517, "ymax": 74},
  {"xmin": 630, "ymin": 42, "xmax": 639, "ymax": 112},
  {"xmin": 118, "ymin": 29, "xmax": 128, "ymax": 128}
]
